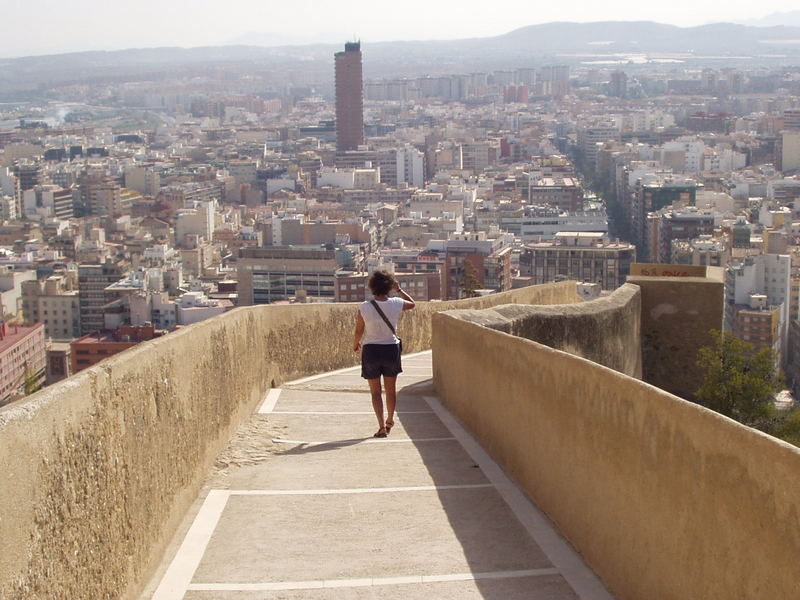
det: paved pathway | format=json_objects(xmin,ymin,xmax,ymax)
[{"xmin": 147, "ymin": 351, "xmax": 614, "ymax": 599}]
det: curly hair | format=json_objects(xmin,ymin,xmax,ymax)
[{"xmin": 368, "ymin": 270, "xmax": 395, "ymax": 296}]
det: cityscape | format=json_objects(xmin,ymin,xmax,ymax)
[{"xmin": 2, "ymin": 4, "xmax": 800, "ymax": 599}]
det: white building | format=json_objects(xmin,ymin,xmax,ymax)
[
  {"xmin": 782, "ymin": 130, "xmax": 800, "ymax": 173},
  {"xmin": 317, "ymin": 166, "xmax": 380, "ymax": 190},
  {"xmin": 0, "ymin": 267, "xmax": 37, "ymax": 318},
  {"xmin": 725, "ymin": 254, "xmax": 792, "ymax": 362},
  {"xmin": 661, "ymin": 138, "xmax": 706, "ymax": 174},
  {"xmin": 124, "ymin": 166, "xmax": 161, "ymax": 196},
  {"xmin": 175, "ymin": 201, "xmax": 214, "ymax": 247},
  {"xmin": 396, "ymin": 145, "xmax": 425, "ymax": 188},
  {"xmin": 501, "ymin": 207, "xmax": 608, "ymax": 242},
  {"xmin": 142, "ymin": 244, "xmax": 178, "ymax": 264},
  {"xmin": 0, "ymin": 168, "xmax": 19, "ymax": 218},
  {"xmin": 407, "ymin": 192, "xmax": 464, "ymax": 220},
  {"xmin": 176, "ymin": 291, "xmax": 231, "ymax": 325},
  {"xmin": 0, "ymin": 195, "xmax": 16, "ymax": 220}
]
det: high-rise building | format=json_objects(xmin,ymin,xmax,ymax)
[
  {"xmin": 784, "ymin": 109, "xmax": 800, "ymax": 130},
  {"xmin": 781, "ymin": 130, "xmax": 800, "ymax": 172},
  {"xmin": 646, "ymin": 208, "xmax": 715, "ymax": 264},
  {"xmin": 610, "ymin": 70, "xmax": 628, "ymax": 98},
  {"xmin": 12, "ymin": 162, "xmax": 42, "ymax": 192},
  {"xmin": 538, "ymin": 65, "xmax": 570, "ymax": 97},
  {"xmin": 78, "ymin": 260, "xmax": 126, "ymax": 335},
  {"xmin": 335, "ymin": 42, "xmax": 364, "ymax": 152}
]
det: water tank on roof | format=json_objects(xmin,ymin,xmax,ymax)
[{"xmin": 749, "ymin": 293, "xmax": 768, "ymax": 310}]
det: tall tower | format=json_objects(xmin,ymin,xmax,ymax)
[
  {"xmin": 335, "ymin": 41, "xmax": 364, "ymax": 152},
  {"xmin": 610, "ymin": 70, "xmax": 627, "ymax": 98}
]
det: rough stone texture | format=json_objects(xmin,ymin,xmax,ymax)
[
  {"xmin": 398, "ymin": 280, "xmax": 580, "ymax": 354},
  {"xmin": 0, "ymin": 281, "xmax": 579, "ymax": 600},
  {"xmin": 443, "ymin": 283, "xmax": 641, "ymax": 378},
  {"xmin": 433, "ymin": 314, "xmax": 800, "ymax": 600},
  {"xmin": 628, "ymin": 275, "xmax": 723, "ymax": 400}
]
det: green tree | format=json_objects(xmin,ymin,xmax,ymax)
[
  {"xmin": 23, "ymin": 363, "xmax": 41, "ymax": 396},
  {"xmin": 696, "ymin": 330, "xmax": 783, "ymax": 425},
  {"xmin": 770, "ymin": 408, "xmax": 800, "ymax": 446},
  {"xmin": 458, "ymin": 259, "xmax": 481, "ymax": 299}
]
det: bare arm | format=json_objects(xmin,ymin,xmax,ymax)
[
  {"xmin": 353, "ymin": 312, "xmax": 365, "ymax": 352},
  {"xmin": 393, "ymin": 281, "xmax": 416, "ymax": 310}
]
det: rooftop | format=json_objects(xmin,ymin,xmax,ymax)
[{"xmin": 0, "ymin": 322, "xmax": 43, "ymax": 354}]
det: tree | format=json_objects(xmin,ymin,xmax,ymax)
[
  {"xmin": 458, "ymin": 259, "xmax": 481, "ymax": 299},
  {"xmin": 695, "ymin": 330, "xmax": 783, "ymax": 425},
  {"xmin": 770, "ymin": 408, "xmax": 800, "ymax": 447},
  {"xmin": 23, "ymin": 363, "xmax": 41, "ymax": 396}
]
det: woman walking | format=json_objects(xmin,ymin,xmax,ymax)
[{"xmin": 353, "ymin": 271, "xmax": 415, "ymax": 438}]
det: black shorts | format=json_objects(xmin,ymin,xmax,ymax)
[{"xmin": 361, "ymin": 343, "xmax": 402, "ymax": 379}]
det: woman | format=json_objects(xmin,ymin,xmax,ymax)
[{"xmin": 353, "ymin": 270, "xmax": 415, "ymax": 438}]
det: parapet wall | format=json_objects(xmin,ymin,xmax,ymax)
[
  {"xmin": 628, "ymin": 275, "xmax": 724, "ymax": 400},
  {"xmin": 442, "ymin": 283, "xmax": 641, "ymax": 378},
  {"xmin": 0, "ymin": 281, "xmax": 578, "ymax": 600},
  {"xmin": 433, "ymin": 311, "xmax": 800, "ymax": 600}
]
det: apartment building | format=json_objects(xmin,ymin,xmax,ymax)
[
  {"xmin": 528, "ymin": 176, "xmax": 584, "ymax": 212},
  {"xmin": 237, "ymin": 247, "xmax": 339, "ymax": 304},
  {"xmin": 520, "ymin": 232, "xmax": 636, "ymax": 290},
  {"xmin": 0, "ymin": 321, "xmax": 46, "ymax": 405},
  {"xmin": 426, "ymin": 232, "xmax": 513, "ymax": 300},
  {"xmin": 725, "ymin": 254, "xmax": 791, "ymax": 365},
  {"xmin": 78, "ymin": 260, "xmax": 126, "ymax": 335},
  {"xmin": 334, "ymin": 270, "xmax": 440, "ymax": 302},
  {"xmin": 21, "ymin": 275, "xmax": 80, "ymax": 340}
]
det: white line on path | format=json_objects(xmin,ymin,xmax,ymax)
[
  {"xmin": 151, "ymin": 490, "xmax": 230, "ymax": 600},
  {"xmin": 272, "ymin": 437, "xmax": 455, "ymax": 445},
  {"xmin": 271, "ymin": 410, "xmax": 433, "ymax": 415},
  {"xmin": 186, "ymin": 568, "xmax": 560, "ymax": 592},
  {"xmin": 423, "ymin": 396, "xmax": 615, "ymax": 600},
  {"xmin": 257, "ymin": 388, "xmax": 282, "ymax": 414},
  {"xmin": 228, "ymin": 484, "xmax": 493, "ymax": 496}
]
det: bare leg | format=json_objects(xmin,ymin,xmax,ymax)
[
  {"xmin": 368, "ymin": 377, "xmax": 386, "ymax": 433},
  {"xmin": 384, "ymin": 376, "xmax": 397, "ymax": 429}
]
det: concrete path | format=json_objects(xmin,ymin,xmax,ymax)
[{"xmin": 146, "ymin": 351, "xmax": 614, "ymax": 600}]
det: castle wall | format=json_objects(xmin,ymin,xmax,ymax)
[
  {"xmin": 442, "ymin": 283, "xmax": 641, "ymax": 378},
  {"xmin": 0, "ymin": 281, "xmax": 578, "ymax": 599},
  {"xmin": 433, "ymin": 304, "xmax": 800, "ymax": 600}
]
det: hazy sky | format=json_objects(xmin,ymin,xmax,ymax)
[{"xmin": 2, "ymin": 0, "xmax": 799, "ymax": 58}]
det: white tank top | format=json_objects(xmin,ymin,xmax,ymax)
[{"xmin": 359, "ymin": 297, "xmax": 404, "ymax": 345}]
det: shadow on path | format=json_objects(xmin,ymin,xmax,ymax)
[{"xmin": 275, "ymin": 438, "xmax": 369, "ymax": 455}]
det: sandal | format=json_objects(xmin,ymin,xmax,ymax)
[
  {"xmin": 385, "ymin": 420, "xmax": 394, "ymax": 434},
  {"xmin": 373, "ymin": 427, "xmax": 388, "ymax": 438}
]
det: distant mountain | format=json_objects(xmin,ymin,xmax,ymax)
[
  {"xmin": 3, "ymin": 21, "xmax": 800, "ymax": 100},
  {"xmin": 737, "ymin": 11, "xmax": 800, "ymax": 27},
  {"xmin": 492, "ymin": 21, "xmax": 800, "ymax": 55}
]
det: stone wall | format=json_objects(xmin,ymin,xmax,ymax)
[
  {"xmin": 441, "ymin": 283, "xmax": 641, "ymax": 377},
  {"xmin": 433, "ymin": 312, "xmax": 800, "ymax": 600},
  {"xmin": 0, "ymin": 281, "xmax": 579, "ymax": 600},
  {"xmin": 628, "ymin": 275, "xmax": 724, "ymax": 400}
]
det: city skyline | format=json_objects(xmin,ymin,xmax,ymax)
[{"xmin": 3, "ymin": 0, "xmax": 800, "ymax": 58}]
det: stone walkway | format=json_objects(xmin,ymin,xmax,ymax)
[{"xmin": 146, "ymin": 350, "xmax": 614, "ymax": 599}]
